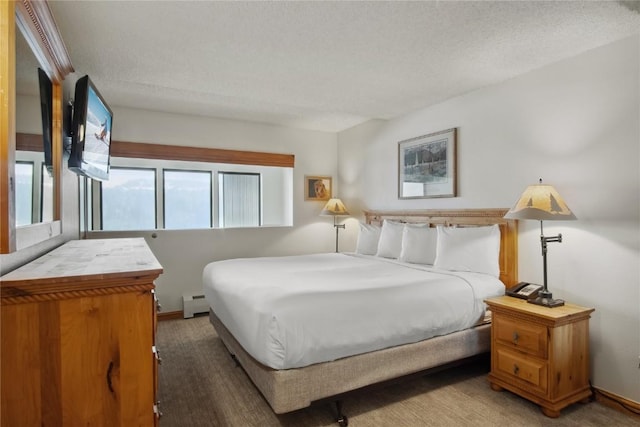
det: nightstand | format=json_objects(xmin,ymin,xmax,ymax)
[{"xmin": 485, "ymin": 295, "xmax": 595, "ymax": 418}]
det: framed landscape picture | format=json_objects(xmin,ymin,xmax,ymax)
[
  {"xmin": 305, "ymin": 175, "xmax": 332, "ymax": 201},
  {"xmin": 398, "ymin": 128, "xmax": 457, "ymax": 199}
]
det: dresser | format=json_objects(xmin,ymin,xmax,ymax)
[
  {"xmin": 0, "ymin": 238, "xmax": 163, "ymax": 426},
  {"xmin": 485, "ymin": 296, "xmax": 594, "ymax": 417}
]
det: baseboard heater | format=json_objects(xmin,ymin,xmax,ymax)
[{"xmin": 183, "ymin": 292, "xmax": 209, "ymax": 319}]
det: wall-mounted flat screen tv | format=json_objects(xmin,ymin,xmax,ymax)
[
  {"xmin": 68, "ymin": 75, "xmax": 113, "ymax": 181},
  {"xmin": 38, "ymin": 68, "xmax": 53, "ymax": 177}
]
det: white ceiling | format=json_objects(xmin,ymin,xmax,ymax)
[{"xmin": 34, "ymin": 1, "xmax": 640, "ymax": 133}]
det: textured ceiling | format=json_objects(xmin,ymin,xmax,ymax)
[{"xmin": 23, "ymin": 1, "xmax": 638, "ymax": 133}]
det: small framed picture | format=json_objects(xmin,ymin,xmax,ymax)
[
  {"xmin": 398, "ymin": 128, "xmax": 457, "ymax": 199},
  {"xmin": 305, "ymin": 176, "xmax": 332, "ymax": 201}
]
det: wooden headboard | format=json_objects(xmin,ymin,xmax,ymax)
[{"xmin": 364, "ymin": 208, "xmax": 518, "ymax": 287}]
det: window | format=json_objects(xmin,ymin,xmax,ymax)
[
  {"xmin": 15, "ymin": 162, "xmax": 33, "ymax": 226},
  {"xmin": 101, "ymin": 167, "xmax": 157, "ymax": 230},
  {"xmin": 219, "ymin": 172, "xmax": 260, "ymax": 228},
  {"xmin": 85, "ymin": 141, "xmax": 294, "ymax": 231},
  {"xmin": 14, "ymin": 160, "xmax": 53, "ymax": 225},
  {"xmin": 163, "ymin": 170, "xmax": 212, "ymax": 229},
  {"xmin": 41, "ymin": 164, "xmax": 53, "ymax": 223},
  {"xmin": 14, "ymin": 143, "xmax": 53, "ymax": 226}
]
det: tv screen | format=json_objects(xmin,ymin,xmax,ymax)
[
  {"xmin": 38, "ymin": 68, "xmax": 53, "ymax": 177},
  {"xmin": 68, "ymin": 75, "xmax": 113, "ymax": 181}
]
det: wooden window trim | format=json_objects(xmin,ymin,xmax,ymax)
[
  {"xmin": 16, "ymin": 133, "xmax": 43, "ymax": 152},
  {"xmin": 110, "ymin": 140, "xmax": 294, "ymax": 168},
  {"xmin": 18, "ymin": 134, "xmax": 295, "ymax": 168}
]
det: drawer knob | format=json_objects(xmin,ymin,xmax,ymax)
[
  {"xmin": 513, "ymin": 364, "xmax": 520, "ymax": 375},
  {"xmin": 512, "ymin": 331, "xmax": 519, "ymax": 344},
  {"xmin": 153, "ymin": 346, "xmax": 163, "ymax": 365},
  {"xmin": 154, "ymin": 401, "xmax": 163, "ymax": 418}
]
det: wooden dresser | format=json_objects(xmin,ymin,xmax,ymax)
[
  {"xmin": 485, "ymin": 296, "xmax": 594, "ymax": 417},
  {"xmin": 0, "ymin": 238, "xmax": 163, "ymax": 426}
]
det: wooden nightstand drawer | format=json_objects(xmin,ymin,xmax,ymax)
[
  {"xmin": 496, "ymin": 347, "xmax": 548, "ymax": 393},
  {"xmin": 494, "ymin": 315, "xmax": 547, "ymax": 358}
]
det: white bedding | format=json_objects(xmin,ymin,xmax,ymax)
[{"xmin": 202, "ymin": 253, "xmax": 504, "ymax": 370}]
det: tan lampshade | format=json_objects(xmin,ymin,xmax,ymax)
[
  {"xmin": 320, "ymin": 198, "xmax": 350, "ymax": 216},
  {"xmin": 504, "ymin": 182, "xmax": 576, "ymax": 221}
]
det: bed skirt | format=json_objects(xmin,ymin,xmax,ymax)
[{"xmin": 209, "ymin": 310, "xmax": 491, "ymax": 414}]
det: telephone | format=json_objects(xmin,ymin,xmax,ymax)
[{"xmin": 506, "ymin": 282, "xmax": 542, "ymax": 300}]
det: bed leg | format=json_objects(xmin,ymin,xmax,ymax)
[{"xmin": 335, "ymin": 400, "xmax": 348, "ymax": 427}]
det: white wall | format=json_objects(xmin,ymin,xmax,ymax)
[
  {"xmin": 90, "ymin": 108, "xmax": 339, "ymax": 314},
  {"xmin": 337, "ymin": 35, "xmax": 640, "ymax": 403}
]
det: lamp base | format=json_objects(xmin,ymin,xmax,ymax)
[
  {"xmin": 527, "ymin": 293, "xmax": 565, "ymax": 308},
  {"xmin": 334, "ymin": 223, "xmax": 345, "ymax": 253}
]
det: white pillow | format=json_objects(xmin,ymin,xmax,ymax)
[
  {"xmin": 375, "ymin": 220, "xmax": 405, "ymax": 258},
  {"xmin": 355, "ymin": 223, "xmax": 381, "ymax": 255},
  {"xmin": 399, "ymin": 224, "xmax": 437, "ymax": 265},
  {"xmin": 434, "ymin": 225, "xmax": 501, "ymax": 277}
]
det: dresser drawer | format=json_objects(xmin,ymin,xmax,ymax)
[
  {"xmin": 494, "ymin": 315, "xmax": 548, "ymax": 358},
  {"xmin": 496, "ymin": 347, "xmax": 548, "ymax": 394}
]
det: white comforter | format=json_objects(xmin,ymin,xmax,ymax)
[{"xmin": 203, "ymin": 253, "xmax": 504, "ymax": 370}]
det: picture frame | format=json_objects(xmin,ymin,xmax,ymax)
[
  {"xmin": 305, "ymin": 176, "xmax": 332, "ymax": 201},
  {"xmin": 398, "ymin": 128, "xmax": 457, "ymax": 199}
]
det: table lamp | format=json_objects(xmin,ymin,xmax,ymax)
[
  {"xmin": 504, "ymin": 179, "xmax": 576, "ymax": 307},
  {"xmin": 320, "ymin": 198, "xmax": 350, "ymax": 252}
]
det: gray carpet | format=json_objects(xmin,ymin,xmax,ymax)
[{"xmin": 157, "ymin": 316, "xmax": 634, "ymax": 426}]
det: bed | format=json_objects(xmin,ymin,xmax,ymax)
[{"xmin": 203, "ymin": 209, "xmax": 518, "ymax": 424}]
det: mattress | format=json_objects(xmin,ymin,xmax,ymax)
[{"xmin": 202, "ymin": 253, "xmax": 504, "ymax": 370}]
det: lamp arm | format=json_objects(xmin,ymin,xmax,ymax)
[
  {"xmin": 540, "ymin": 234, "xmax": 562, "ymax": 253},
  {"xmin": 539, "ymin": 221, "xmax": 562, "ymax": 255}
]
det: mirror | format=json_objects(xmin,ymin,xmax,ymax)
[
  {"xmin": 0, "ymin": 1, "xmax": 73, "ymax": 253},
  {"xmin": 15, "ymin": 25, "xmax": 54, "ymax": 228}
]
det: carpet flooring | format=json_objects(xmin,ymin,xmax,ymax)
[{"xmin": 157, "ymin": 315, "xmax": 636, "ymax": 426}]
